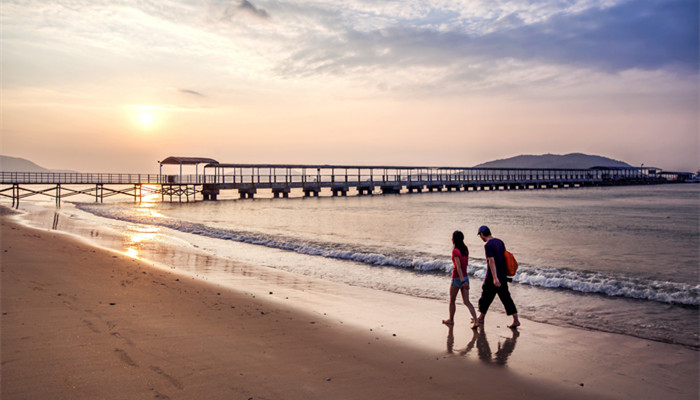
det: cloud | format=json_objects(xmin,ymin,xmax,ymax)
[
  {"xmin": 179, "ymin": 89, "xmax": 206, "ymax": 97},
  {"xmin": 478, "ymin": 0, "xmax": 699, "ymax": 73},
  {"xmin": 239, "ymin": 0, "xmax": 270, "ymax": 19},
  {"xmin": 222, "ymin": 0, "xmax": 270, "ymax": 21},
  {"xmin": 275, "ymin": 0, "xmax": 698, "ymax": 80}
]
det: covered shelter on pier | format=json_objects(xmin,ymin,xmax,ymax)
[
  {"xmin": 659, "ymin": 171, "xmax": 694, "ymax": 182},
  {"xmin": 158, "ymin": 156, "xmax": 219, "ymax": 183}
]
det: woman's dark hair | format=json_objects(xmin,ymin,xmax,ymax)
[{"xmin": 452, "ymin": 230, "xmax": 469, "ymax": 257}]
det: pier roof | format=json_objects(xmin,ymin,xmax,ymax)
[
  {"xmin": 203, "ymin": 163, "xmax": 653, "ymax": 172},
  {"xmin": 160, "ymin": 157, "xmax": 219, "ymax": 165}
]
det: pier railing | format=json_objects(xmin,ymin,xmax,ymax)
[
  {"xmin": 200, "ymin": 165, "xmax": 660, "ymax": 186},
  {"xmin": 0, "ymin": 172, "xmax": 191, "ymax": 185},
  {"xmin": 0, "ymin": 165, "xmax": 683, "ymax": 206},
  {"xmin": 1, "ymin": 166, "xmax": 666, "ymax": 187}
]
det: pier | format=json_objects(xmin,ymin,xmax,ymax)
[
  {"xmin": 201, "ymin": 163, "xmax": 671, "ymax": 200},
  {"xmin": 0, "ymin": 156, "xmax": 689, "ymax": 207}
]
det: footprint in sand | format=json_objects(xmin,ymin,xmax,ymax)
[
  {"xmin": 115, "ymin": 348, "xmax": 138, "ymax": 367},
  {"xmin": 82, "ymin": 319, "xmax": 101, "ymax": 333},
  {"xmin": 149, "ymin": 366, "xmax": 184, "ymax": 390}
]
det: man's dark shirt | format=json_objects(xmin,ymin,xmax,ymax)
[{"xmin": 484, "ymin": 238, "xmax": 507, "ymax": 281}]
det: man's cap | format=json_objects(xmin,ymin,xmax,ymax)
[{"xmin": 477, "ymin": 225, "xmax": 490, "ymax": 235}]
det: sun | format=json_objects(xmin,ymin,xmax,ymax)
[
  {"xmin": 138, "ymin": 112, "xmax": 155, "ymax": 127},
  {"xmin": 128, "ymin": 105, "xmax": 162, "ymax": 130}
]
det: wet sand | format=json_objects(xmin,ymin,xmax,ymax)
[{"xmin": 1, "ymin": 214, "xmax": 697, "ymax": 399}]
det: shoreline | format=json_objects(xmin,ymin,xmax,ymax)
[
  {"xmin": 22, "ymin": 200, "xmax": 700, "ymax": 349},
  {"xmin": 1, "ymin": 212, "xmax": 698, "ymax": 399}
]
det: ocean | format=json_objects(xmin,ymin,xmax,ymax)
[{"xmin": 14, "ymin": 183, "xmax": 700, "ymax": 348}]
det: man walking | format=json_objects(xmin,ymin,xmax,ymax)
[{"xmin": 476, "ymin": 225, "xmax": 520, "ymax": 329}]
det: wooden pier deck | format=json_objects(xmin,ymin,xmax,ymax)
[{"xmin": 0, "ymin": 162, "xmax": 684, "ymax": 207}]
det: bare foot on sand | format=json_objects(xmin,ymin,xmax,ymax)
[{"xmin": 442, "ymin": 319, "xmax": 454, "ymax": 326}]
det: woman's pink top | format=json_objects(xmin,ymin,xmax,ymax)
[{"xmin": 451, "ymin": 248, "xmax": 468, "ymax": 278}]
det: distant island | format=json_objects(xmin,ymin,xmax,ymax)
[
  {"xmin": 473, "ymin": 153, "xmax": 632, "ymax": 169},
  {"xmin": 0, "ymin": 155, "xmax": 76, "ymax": 173}
]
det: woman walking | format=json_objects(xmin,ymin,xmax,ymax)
[{"xmin": 443, "ymin": 230, "xmax": 479, "ymax": 329}]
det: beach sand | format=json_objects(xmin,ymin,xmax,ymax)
[{"xmin": 1, "ymin": 213, "xmax": 697, "ymax": 400}]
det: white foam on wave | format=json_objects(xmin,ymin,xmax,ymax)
[
  {"xmin": 76, "ymin": 203, "xmax": 700, "ymax": 307},
  {"xmin": 515, "ymin": 267, "xmax": 699, "ymax": 306}
]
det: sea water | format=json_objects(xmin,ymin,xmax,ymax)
[{"xmin": 15, "ymin": 184, "xmax": 700, "ymax": 348}]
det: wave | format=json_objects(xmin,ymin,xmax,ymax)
[{"xmin": 76, "ymin": 203, "xmax": 700, "ymax": 307}]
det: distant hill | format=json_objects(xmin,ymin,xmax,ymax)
[
  {"xmin": 473, "ymin": 153, "xmax": 632, "ymax": 169},
  {"xmin": 0, "ymin": 155, "xmax": 76, "ymax": 173}
]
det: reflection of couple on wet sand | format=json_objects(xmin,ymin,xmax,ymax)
[{"xmin": 446, "ymin": 325, "xmax": 520, "ymax": 366}]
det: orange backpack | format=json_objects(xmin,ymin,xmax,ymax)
[{"xmin": 504, "ymin": 250, "xmax": 518, "ymax": 276}]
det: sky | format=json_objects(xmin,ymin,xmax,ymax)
[{"xmin": 1, "ymin": 0, "xmax": 698, "ymax": 173}]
